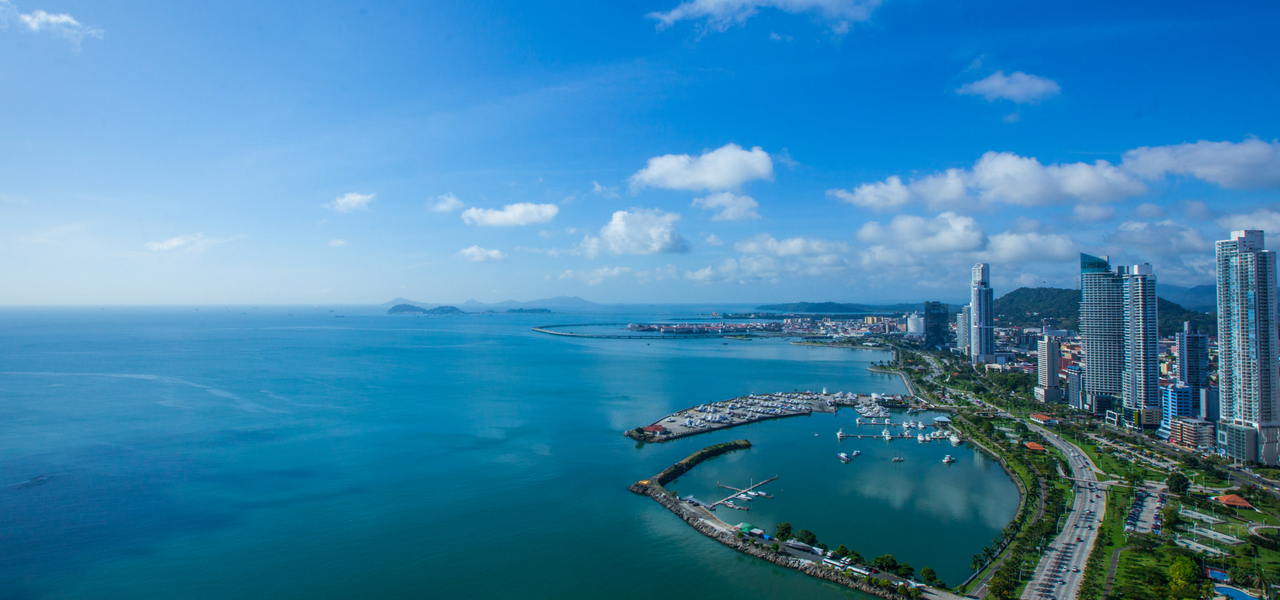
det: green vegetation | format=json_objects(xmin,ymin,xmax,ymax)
[
  {"xmin": 989, "ymin": 287, "xmax": 1212, "ymax": 337},
  {"xmin": 653, "ymin": 440, "xmax": 752, "ymax": 485}
]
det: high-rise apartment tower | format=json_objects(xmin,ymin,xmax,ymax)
[
  {"xmin": 1217, "ymin": 230, "xmax": 1280, "ymax": 465},
  {"xmin": 970, "ymin": 263, "xmax": 994, "ymax": 363}
]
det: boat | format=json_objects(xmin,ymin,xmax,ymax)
[
  {"xmin": 737, "ymin": 494, "xmax": 751, "ymax": 501},
  {"xmin": 838, "ymin": 453, "xmax": 851, "ymax": 462},
  {"xmin": 949, "ymin": 434, "xmax": 961, "ymax": 446},
  {"xmin": 943, "ymin": 455, "xmax": 956, "ymax": 464},
  {"xmin": 851, "ymin": 450, "xmax": 861, "ymax": 457},
  {"xmin": 917, "ymin": 434, "xmax": 925, "ymax": 442},
  {"xmin": 882, "ymin": 428, "xmax": 892, "ymax": 440},
  {"xmin": 856, "ymin": 418, "xmax": 863, "ymax": 425},
  {"xmin": 837, "ymin": 428, "xmax": 843, "ymax": 440},
  {"xmin": 892, "ymin": 454, "xmax": 904, "ymax": 462}
]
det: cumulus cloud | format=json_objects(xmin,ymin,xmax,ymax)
[
  {"xmin": 1217, "ymin": 208, "xmax": 1280, "ymax": 234},
  {"xmin": 1123, "ymin": 138, "xmax": 1280, "ymax": 189},
  {"xmin": 457, "ymin": 245, "xmax": 507, "ymax": 262},
  {"xmin": 1106, "ymin": 220, "xmax": 1209, "ymax": 255},
  {"xmin": 558, "ymin": 266, "xmax": 632, "ymax": 285},
  {"xmin": 733, "ymin": 234, "xmax": 851, "ymax": 278},
  {"xmin": 827, "ymin": 176, "xmax": 911, "ymax": 211},
  {"xmin": 856, "ymin": 212, "xmax": 985, "ymax": 253},
  {"xmin": 635, "ymin": 265, "xmax": 682, "ymax": 283},
  {"xmin": 328, "ymin": 192, "xmax": 375, "ymax": 213},
  {"xmin": 582, "ymin": 209, "xmax": 691, "ymax": 257},
  {"xmin": 704, "ymin": 233, "xmax": 724, "ymax": 246},
  {"xmin": 647, "ymin": 0, "xmax": 881, "ymax": 34},
  {"xmin": 982, "ymin": 231, "xmax": 1078, "ymax": 263},
  {"xmin": 431, "ymin": 193, "xmax": 464, "ymax": 213},
  {"xmin": 144, "ymin": 233, "xmax": 232, "ymax": 253},
  {"xmin": 830, "ymin": 151, "xmax": 1145, "ymax": 212},
  {"xmin": 1, "ymin": 2, "xmax": 103, "ymax": 50},
  {"xmin": 1134, "ymin": 203, "xmax": 1165, "ymax": 219},
  {"xmin": 691, "ymin": 191, "xmax": 761, "ymax": 221},
  {"xmin": 957, "ymin": 71, "xmax": 1061, "ymax": 104},
  {"xmin": 629, "ymin": 143, "xmax": 773, "ymax": 192},
  {"xmin": 328, "ymin": 239, "xmax": 348, "ymax": 247},
  {"xmin": 1073, "ymin": 205, "xmax": 1115, "ymax": 222},
  {"xmin": 461, "ymin": 203, "xmax": 559, "ymax": 226}
]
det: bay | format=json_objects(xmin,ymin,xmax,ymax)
[{"xmin": 0, "ymin": 307, "xmax": 1017, "ymax": 599}]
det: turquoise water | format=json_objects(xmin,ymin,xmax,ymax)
[{"xmin": 0, "ymin": 307, "xmax": 1018, "ymax": 599}]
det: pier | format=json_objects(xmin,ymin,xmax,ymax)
[{"xmin": 707, "ymin": 476, "xmax": 779, "ymax": 511}]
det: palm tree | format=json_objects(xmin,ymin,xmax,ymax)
[{"xmin": 971, "ymin": 555, "xmax": 984, "ymax": 572}]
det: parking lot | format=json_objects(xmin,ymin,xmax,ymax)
[{"xmin": 1124, "ymin": 486, "xmax": 1166, "ymax": 535}]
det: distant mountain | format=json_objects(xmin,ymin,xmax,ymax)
[
  {"xmin": 380, "ymin": 298, "xmax": 438, "ymax": 309},
  {"xmin": 422, "ymin": 305, "xmax": 465, "ymax": 315},
  {"xmin": 992, "ymin": 287, "xmax": 1213, "ymax": 337},
  {"xmin": 387, "ymin": 304, "xmax": 430, "ymax": 314},
  {"xmin": 462, "ymin": 296, "xmax": 599, "ymax": 309},
  {"xmin": 506, "ymin": 308, "xmax": 552, "ymax": 314},
  {"xmin": 755, "ymin": 301, "xmax": 959, "ymax": 314},
  {"xmin": 1159, "ymin": 285, "xmax": 1216, "ymax": 312}
]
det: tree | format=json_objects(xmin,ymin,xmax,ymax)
[
  {"xmin": 1167, "ymin": 472, "xmax": 1191, "ymax": 495},
  {"xmin": 795, "ymin": 529, "xmax": 818, "ymax": 546},
  {"xmin": 896, "ymin": 584, "xmax": 908, "ymax": 596},
  {"xmin": 770, "ymin": 543, "xmax": 779, "ymax": 553},
  {"xmin": 847, "ymin": 549, "xmax": 863, "ymax": 565},
  {"xmin": 897, "ymin": 563, "xmax": 915, "ymax": 579},
  {"xmin": 920, "ymin": 567, "xmax": 938, "ymax": 584},
  {"xmin": 873, "ymin": 554, "xmax": 899, "ymax": 571},
  {"xmin": 835, "ymin": 545, "xmax": 849, "ymax": 558},
  {"xmin": 774, "ymin": 522, "xmax": 792, "ymax": 540}
]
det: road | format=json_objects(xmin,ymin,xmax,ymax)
[{"xmin": 1021, "ymin": 425, "xmax": 1106, "ymax": 600}]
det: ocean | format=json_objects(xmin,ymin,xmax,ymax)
[{"xmin": 0, "ymin": 306, "xmax": 1018, "ymax": 599}]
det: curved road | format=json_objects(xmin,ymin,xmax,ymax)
[{"xmin": 1021, "ymin": 425, "xmax": 1106, "ymax": 600}]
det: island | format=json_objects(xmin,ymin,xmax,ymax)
[
  {"xmin": 386, "ymin": 304, "xmax": 466, "ymax": 315},
  {"xmin": 506, "ymin": 308, "xmax": 551, "ymax": 314}
]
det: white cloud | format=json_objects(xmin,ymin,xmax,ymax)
[
  {"xmin": 328, "ymin": 239, "xmax": 348, "ymax": 247},
  {"xmin": 1106, "ymin": 220, "xmax": 1209, "ymax": 255},
  {"xmin": 1134, "ymin": 203, "xmax": 1165, "ymax": 219},
  {"xmin": 431, "ymin": 193, "xmax": 464, "ymax": 213},
  {"xmin": 733, "ymin": 234, "xmax": 851, "ymax": 278},
  {"xmin": 1217, "ymin": 208, "xmax": 1280, "ymax": 234},
  {"xmin": 457, "ymin": 245, "xmax": 507, "ymax": 262},
  {"xmin": 1073, "ymin": 204, "xmax": 1115, "ymax": 222},
  {"xmin": 143, "ymin": 233, "xmax": 232, "ymax": 253},
  {"xmin": 582, "ymin": 209, "xmax": 690, "ymax": 257},
  {"xmin": 591, "ymin": 181, "xmax": 620, "ymax": 198},
  {"xmin": 691, "ymin": 191, "xmax": 761, "ymax": 221},
  {"xmin": 647, "ymin": 0, "xmax": 881, "ymax": 34},
  {"xmin": 558, "ymin": 266, "xmax": 632, "ymax": 285},
  {"xmin": 1122, "ymin": 138, "xmax": 1280, "ymax": 189},
  {"xmin": 827, "ymin": 176, "xmax": 910, "ymax": 211},
  {"xmin": 833, "ymin": 151, "xmax": 1146, "ymax": 212},
  {"xmin": 957, "ymin": 71, "xmax": 1061, "ymax": 104},
  {"xmin": 3, "ymin": 2, "xmax": 103, "ymax": 50},
  {"xmin": 629, "ymin": 143, "xmax": 773, "ymax": 192},
  {"xmin": 856, "ymin": 212, "xmax": 985, "ymax": 254},
  {"xmin": 327, "ymin": 192, "xmax": 375, "ymax": 213},
  {"xmin": 982, "ymin": 231, "xmax": 1078, "ymax": 263},
  {"xmin": 635, "ymin": 265, "xmax": 682, "ymax": 283},
  {"xmin": 704, "ymin": 233, "xmax": 724, "ymax": 246},
  {"xmin": 461, "ymin": 203, "xmax": 559, "ymax": 226}
]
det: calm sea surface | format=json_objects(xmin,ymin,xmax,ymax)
[{"xmin": 0, "ymin": 307, "xmax": 1018, "ymax": 599}]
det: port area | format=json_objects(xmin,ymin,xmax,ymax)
[{"xmin": 625, "ymin": 391, "xmax": 921, "ymax": 443}]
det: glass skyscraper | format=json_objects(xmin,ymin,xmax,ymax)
[{"xmin": 1217, "ymin": 230, "xmax": 1280, "ymax": 465}]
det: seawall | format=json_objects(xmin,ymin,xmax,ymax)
[{"xmin": 631, "ymin": 442, "xmax": 915, "ymax": 600}]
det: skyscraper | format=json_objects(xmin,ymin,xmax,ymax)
[
  {"xmin": 1035, "ymin": 336, "xmax": 1062, "ymax": 403},
  {"xmin": 1217, "ymin": 230, "xmax": 1280, "ymax": 465},
  {"xmin": 1176, "ymin": 321, "xmax": 1209, "ymax": 395},
  {"xmin": 923, "ymin": 301, "xmax": 949, "ymax": 348},
  {"xmin": 956, "ymin": 306, "xmax": 970, "ymax": 354},
  {"xmin": 1122, "ymin": 263, "xmax": 1159, "ymax": 427},
  {"xmin": 970, "ymin": 263, "xmax": 994, "ymax": 363},
  {"xmin": 1080, "ymin": 254, "xmax": 1158, "ymax": 428},
  {"xmin": 1080, "ymin": 253, "xmax": 1123, "ymax": 418}
]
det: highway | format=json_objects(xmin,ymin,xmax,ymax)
[{"xmin": 1022, "ymin": 425, "xmax": 1106, "ymax": 600}]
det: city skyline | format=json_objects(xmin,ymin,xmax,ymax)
[{"xmin": 2, "ymin": 2, "xmax": 1279, "ymax": 305}]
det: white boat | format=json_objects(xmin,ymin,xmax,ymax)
[
  {"xmin": 943, "ymin": 455, "xmax": 956, "ymax": 464},
  {"xmin": 856, "ymin": 418, "xmax": 863, "ymax": 425},
  {"xmin": 851, "ymin": 450, "xmax": 861, "ymax": 457},
  {"xmin": 838, "ymin": 453, "xmax": 851, "ymax": 462},
  {"xmin": 737, "ymin": 494, "xmax": 751, "ymax": 501},
  {"xmin": 882, "ymin": 428, "xmax": 892, "ymax": 440},
  {"xmin": 949, "ymin": 434, "xmax": 961, "ymax": 446},
  {"xmin": 837, "ymin": 428, "xmax": 843, "ymax": 440},
  {"xmin": 892, "ymin": 456, "xmax": 904, "ymax": 462},
  {"xmin": 917, "ymin": 434, "xmax": 925, "ymax": 442}
]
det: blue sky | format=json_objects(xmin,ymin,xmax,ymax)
[{"xmin": 2, "ymin": 0, "xmax": 1279, "ymax": 305}]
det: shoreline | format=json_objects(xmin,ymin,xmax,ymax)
[{"xmin": 631, "ymin": 442, "xmax": 920, "ymax": 600}]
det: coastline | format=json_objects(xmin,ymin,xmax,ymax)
[
  {"xmin": 867, "ymin": 366, "xmax": 917, "ymax": 397},
  {"xmin": 631, "ymin": 442, "xmax": 922, "ymax": 600}
]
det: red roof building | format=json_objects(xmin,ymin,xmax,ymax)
[
  {"xmin": 1024, "ymin": 442, "xmax": 1046, "ymax": 452},
  {"xmin": 1214, "ymin": 494, "xmax": 1255, "ymax": 510}
]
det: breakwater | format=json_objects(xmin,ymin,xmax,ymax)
[
  {"xmin": 632, "ymin": 442, "xmax": 915, "ymax": 600},
  {"xmin": 533, "ymin": 323, "xmax": 782, "ymax": 340}
]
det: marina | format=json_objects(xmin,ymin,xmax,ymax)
[{"xmin": 626, "ymin": 390, "xmax": 921, "ymax": 442}]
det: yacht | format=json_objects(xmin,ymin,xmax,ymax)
[
  {"xmin": 917, "ymin": 434, "xmax": 925, "ymax": 442},
  {"xmin": 949, "ymin": 433, "xmax": 961, "ymax": 446},
  {"xmin": 892, "ymin": 455, "xmax": 904, "ymax": 462},
  {"xmin": 943, "ymin": 455, "xmax": 956, "ymax": 464},
  {"xmin": 882, "ymin": 428, "xmax": 892, "ymax": 440},
  {"xmin": 838, "ymin": 453, "xmax": 851, "ymax": 463},
  {"xmin": 850, "ymin": 450, "xmax": 861, "ymax": 457}
]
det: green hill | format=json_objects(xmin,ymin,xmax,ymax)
[
  {"xmin": 992, "ymin": 287, "xmax": 1213, "ymax": 337},
  {"xmin": 756, "ymin": 301, "xmax": 956, "ymax": 314}
]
